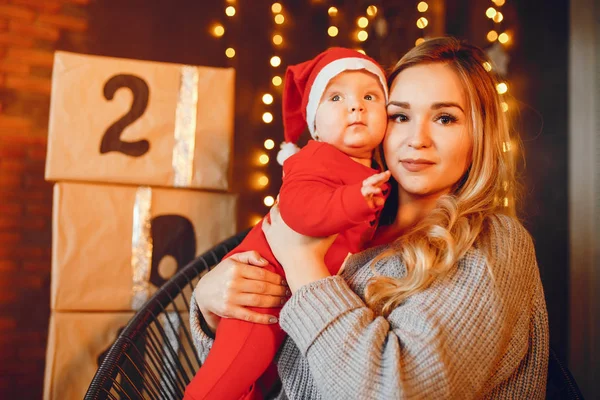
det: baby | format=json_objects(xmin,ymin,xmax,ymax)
[{"xmin": 185, "ymin": 47, "xmax": 391, "ymax": 400}]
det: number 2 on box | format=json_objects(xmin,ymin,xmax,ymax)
[{"xmin": 100, "ymin": 74, "xmax": 151, "ymax": 157}]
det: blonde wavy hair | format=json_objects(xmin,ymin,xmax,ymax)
[{"xmin": 365, "ymin": 37, "xmax": 519, "ymax": 316}]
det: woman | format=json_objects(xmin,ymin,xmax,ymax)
[{"xmin": 191, "ymin": 37, "xmax": 549, "ymax": 399}]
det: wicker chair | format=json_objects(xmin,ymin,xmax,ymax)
[{"xmin": 85, "ymin": 229, "xmax": 585, "ymax": 399}]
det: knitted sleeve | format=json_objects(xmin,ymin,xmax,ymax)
[
  {"xmin": 278, "ymin": 215, "xmax": 547, "ymax": 399},
  {"xmin": 189, "ymin": 286, "xmax": 215, "ymax": 363}
]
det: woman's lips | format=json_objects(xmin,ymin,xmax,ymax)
[{"xmin": 400, "ymin": 159, "xmax": 435, "ymax": 172}]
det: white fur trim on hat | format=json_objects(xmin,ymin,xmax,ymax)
[
  {"xmin": 277, "ymin": 141, "xmax": 301, "ymax": 165},
  {"xmin": 305, "ymin": 57, "xmax": 388, "ymax": 138}
]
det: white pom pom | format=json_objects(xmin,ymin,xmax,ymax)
[{"xmin": 276, "ymin": 141, "xmax": 301, "ymax": 165}]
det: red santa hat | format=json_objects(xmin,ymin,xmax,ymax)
[{"xmin": 276, "ymin": 47, "xmax": 388, "ymax": 165}]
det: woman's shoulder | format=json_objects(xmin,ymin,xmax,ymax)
[{"xmin": 483, "ymin": 213, "xmax": 536, "ymax": 257}]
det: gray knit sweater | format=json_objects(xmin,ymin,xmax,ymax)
[{"xmin": 190, "ymin": 214, "xmax": 549, "ymax": 399}]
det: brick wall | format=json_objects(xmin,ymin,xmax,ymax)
[{"xmin": 0, "ymin": 1, "xmax": 89, "ymax": 398}]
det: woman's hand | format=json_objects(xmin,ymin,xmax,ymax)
[
  {"xmin": 194, "ymin": 251, "xmax": 289, "ymax": 333},
  {"xmin": 262, "ymin": 204, "xmax": 336, "ymax": 293}
]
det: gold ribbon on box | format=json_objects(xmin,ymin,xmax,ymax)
[
  {"xmin": 131, "ymin": 186, "xmax": 153, "ymax": 310},
  {"xmin": 172, "ymin": 65, "xmax": 199, "ymax": 188}
]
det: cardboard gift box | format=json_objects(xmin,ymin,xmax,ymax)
[
  {"xmin": 43, "ymin": 311, "xmax": 193, "ymax": 400},
  {"xmin": 51, "ymin": 181, "xmax": 237, "ymax": 311},
  {"xmin": 45, "ymin": 51, "xmax": 235, "ymax": 190}
]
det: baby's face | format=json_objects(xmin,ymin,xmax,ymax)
[{"xmin": 314, "ymin": 70, "xmax": 387, "ymax": 161}]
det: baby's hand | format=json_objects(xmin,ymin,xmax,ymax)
[{"xmin": 361, "ymin": 170, "xmax": 391, "ymax": 209}]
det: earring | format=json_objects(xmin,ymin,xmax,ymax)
[{"xmin": 315, "ymin": 135, "xmax": 320, "ymax": 141}]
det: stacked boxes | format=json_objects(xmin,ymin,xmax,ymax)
[{"xmin": 42, "ymin": 52, "xmax": 237, "ymax": 399}]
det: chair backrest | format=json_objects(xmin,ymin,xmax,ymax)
[
  {"xmin": 546, "ymin": 347, "xmax": 585, "ymax": 399},
  {"xmin": 85, "ymin": 230, "xmax": 248, "ymax": 400}
]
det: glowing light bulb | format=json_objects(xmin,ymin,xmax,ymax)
[
  {"xmin": 225, "ymin": 48, "xmax": 235, "ymax": 58},
  {"xmin": 498, "ymin": 32, "xmax": 510, "ymax": 44},
  {"xmin": 357, "ymin": 17, "xmax": 369, "ymax": 28},
  {"xmin": 483, "ymin": 62, "xmax": 492, "ymax": 71},
  {"xmin": 416, "ymin": 17, "xmax": 428, "ymax": 29},
  {"xmin": 258, "ymin": 175, "xmax": 269, "ymax": 187},
  {"xmin": 415, "ymin": 37, "xmax": 425, "ymax": 46},
  {"xmin": 272, "ymin": 76, "xmax": 282, "ymax": 86},
  {"xmin": 328, "ymin": 26, "xmax": 339, "ymax": 37},
  {"xmin": 486, "ymin": 7, "xmax": 497, "ymax": 19},
  {"xmin": 357, "ymin": 30, "xmax": 368, "ymax": 41},
  {"xmin": 264, "ymin": 139, "xmax": 275, "ymax": 150},
  {"xmin": 271, "ymin": 3, "xmax": 282, "ymax": 13},
  {"xmin": 417, "ymin": 2, "xmax": 429, "ymax": 12},
  {"xmin": 272, "ymin": 34, "xmax": 283, "ymax": 45},
  {"xmin": 213, "ymin": 25, "xmax": 225, "ymax": 37},
  {"xmin": 487, "ymin": 30, "xmax": 499, "ymax": 42},
  {"xmin": 262, "ymin": 112, "xmax": 273, "ymax": 124},
  {"xmin": 251, "ymin": 215, "xmax": 263, "ymax": 226},
  {"xmin": 493, "ymin": 12, "xmax": 504, "ymax": 23},
  {"xmin": 356, "ymin": 49, "xmax": 366, "ymax": 55},
  {"xmin": 493, "ymin": 0, "xmax": 506, "ymax": 6},
  {"xmin": 225, "ymin": 6, "xmax": 236, "ymax": 17},
  {"xmin": 328, "ymin": 6, "xmax": 338, "ymax": 16},
  {"xmin": 262, "ymin": 93, "xmax": 273, "ymax": 104},
  {"xmin": 501, "ymin": 102, "xmax": 509, "ymax": 113},
  {"xmin": 270, "ymin": 56, "xmax": 281, "ymax": 67},
  {"xmin": 259, "ymin": 154, "xmax": 270, "ymax": 164},
  {"xmin": 264, "ymin": 196, "xmax": 275, "ymax": 207},
  {"xmin": 274, "ymin": 14, "xmax": 285, "ymax": 24},
  {"xmin": 496, "ymin": 82, "xmax": 508, "ymax": 94},
  {"xmin": 366, "ymin": 5, "xmax": 378, "ymax": 17}
]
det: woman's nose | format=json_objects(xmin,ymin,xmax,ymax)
[{"xmin": 408, "ymin": 121, "xmax": 432, "ymax": 148}]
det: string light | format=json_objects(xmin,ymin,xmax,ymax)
[
  {"xmin": 496, "ymin": 82, "xmax": 508, "ymax": 94},
  {"xmin": 262, "ymin": 93, "xmax": 274, "ymax": 104},
  {"xmin": 501, "ymin": 102, "xmax": 509, "ymax": 112},
  {"xmin": 264, "ymin": 139, "xmax": 275, "ymax": 150},
  {"xmin": 250, "ymin": 215, "xmax": 263, "ymax": 226},
  {"xmin": 271, "ymin": 3, "xmax": 282, "ymax": 13},
  {"xmin": 483, "ymin": 61, "xmax": 492, "ymax": 71},
  {"xmin": 498, "ymin": 32, "xmax": 510, "ymax": 43},
  {"xmin": 212, "ymin": 24, "xmax": 225, "ymax": 37},
  {"xmin": 487, "ymin": 30, "xmax": 498, "ymax": 42},
  {"xmin": 415, "ymin": 37, "xmax": 425, "ymax": 46},
  {"xmin": 328, "ymin": 26, "xmax": 339, "ymax": 37},
  {"xmin": 493, "ymin": 12, "xmax": 503, "ymax": 23},
  {"xmin": 259, "ymin": 153, "xmax": 270, "ymax": 164},
  {"xmin": 417, "ymin": 1, "xmax": 429, "ymax": 12},
  {"xmin": 270, "ymin": 56, "xmax": 281, "ymax": 67},
  {"xmin": 262, "ymin": 112, "xmax": 274, "ymax": 123},
  {"xmin": 225, "ymin": 6, "xmax": 236, "ymax": 17},
  {"xmin": 366, "ymin": 5, "xmax": 377, "ymax": 16},
  {"xmin": 486, "ymin": 7, "xmax": 497, "ymax": 18},
  {"xmin": 274, "ymin": 14, "xmax": 285, "ymax": 24},
  {"xmin": 492, "ymin": 0, "xmax": 505, "ymax": 5},
  {"xmin": 416, "ymin": 17, "xmax": 428, "ymax": 29},
  {"xmin": 356, "ymin": 49, "xmax": 366, "ymax": 55},
  {"xmin": 272, "ymin": 76, "xmax": 282, "ymax": 86},
  {"xmin": 258, "ymin": 175, "xmax": 269, "ymax": 187},
  {"xmin": 264, "ymin": 196, "xmax": 275, "ymax": 207},
  {"xmin": 225, "ymin": 47, "xmax": 235, "ymax": 58},
  {"xmin": 328, "ymin": 6, "xmax": 338, "ymax": 16},
  {"xmin": 357, "ymin": 17, "xmax": 369, "ymax": 28},
  {"xmin": 272, "ymin": 34, "xmax": 283, "ymax": 45},
  {"xmin": 357, "ymin": 30, "xmax": 368, "ymax": 41}
]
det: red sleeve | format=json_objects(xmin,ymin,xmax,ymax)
[{"xmin": 278, "ymin": 156, "xmax": 378, "ymax": 237}]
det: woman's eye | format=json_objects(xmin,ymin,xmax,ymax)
[
  {"xmin": 331, "ymin": 94, "xmax": 341, "ymax": 101},
  {"xmin": 389, "ymin": 113, "xmax": 408, "ymax": 123},
  {"xmin": 436, "ymin": 114, "xmax": 457, "ymax": 125},
  {"xmin": 364, "ymin": 94, "xmax": 373, "ymax": 101}
]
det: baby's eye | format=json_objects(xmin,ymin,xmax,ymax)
[
  {"xmin": 364, "ymin": 94, "xmax": 374, "ymax": 101},
  {"xmin": 331, "ymin": 94, "xmax": 341, "ymax": 101}
]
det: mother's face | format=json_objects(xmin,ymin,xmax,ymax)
[{"xmin": 384, "ymin": 63, "xmax": 473, "ymax": 202}]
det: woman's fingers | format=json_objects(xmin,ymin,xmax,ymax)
[
  {"xmin": 234, "ymin": 278, "xmax": 289, "ymax": 297},
  {"xmin": 225, "ymin": 306, "xmax": 279, "ymax": 324},
  {"xmin": 235, "ymin": 292, "xmax": 288, "ymax": 308},
  {"xmin": 228, "ymin": 250, "xmax": 268, "ymax": 267}
]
